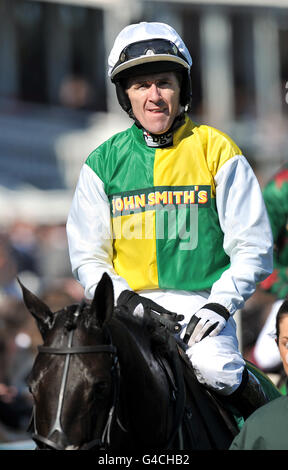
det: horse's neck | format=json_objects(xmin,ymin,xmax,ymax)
[
  {"xmin": 109, "ymin": 317, "xmax": 170, "ymax": 403},
  {"xmin": 109, "ymin": 318, "xmax": 172, "ymax": 446},
  {"xmin": 109, "ymin": 318, "xmax": 154, "ymax": 376}
]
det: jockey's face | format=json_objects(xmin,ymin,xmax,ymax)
[
  {"xmin": 126, "ymin": 71, "xmax": 181, "ymax": 135},
  {"xmin": 278, "ymin": 314, "xmax": 288, "ymax": 376}
]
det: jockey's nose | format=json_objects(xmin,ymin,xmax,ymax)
[{"xmin": 148, "ymin": 83, "xmax": 162, "ymax": 102}]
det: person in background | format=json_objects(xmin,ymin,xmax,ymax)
[
  {"xmin": 254, "ymin": 165, "xmax": 288, "ymax": 378},
  {"xmin": 66, "ymin": 21, "xmax": 273, "ymax": 419},
  {"xmin": 230, "ymin": 299, "xmax": 288, "ymax": 450}
]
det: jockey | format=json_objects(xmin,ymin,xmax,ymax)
[{"xmin": 66, "ymin": 22, "xmax": 273, "ymax": 418}]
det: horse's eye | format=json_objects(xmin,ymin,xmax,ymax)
[
  {"xmin": 27, "ymin": 382, "xmax": 35, "ymax": 396},
  {"xmin": 93, "ymin": 381, "xmax": 110, "ymax": 398}
]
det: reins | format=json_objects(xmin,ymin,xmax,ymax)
[{"xmin": 156, "ymin": 335, "xmax": 186, "ymax": 449}]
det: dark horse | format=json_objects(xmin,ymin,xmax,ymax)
[{"xmin": 20, "ymin": 273, "xmax": 240, "ymax": 451}]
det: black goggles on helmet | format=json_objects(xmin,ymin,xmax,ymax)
[{"xmin": 113, "ymin": 38, "xmax": 188, "ymax": 74}]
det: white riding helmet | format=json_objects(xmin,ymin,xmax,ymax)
[{"xmin": 108, "ymin": 22, "xmax": 193, "ymax": 114}]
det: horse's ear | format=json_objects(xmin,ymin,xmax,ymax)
[
  {"xmin": 90, "ymin": 273, "xmax": 114, "ymax": 327},
  {"xmin": 17, "ymin": 278, "xmax": 54, "ymax": 338}
]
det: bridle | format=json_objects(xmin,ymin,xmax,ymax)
[
  {"xmin": 30, "ymin": 303, "xmax": 120, "ymax": 450},
  {"xmin": 30, "ymin": 302, "xmax": 186, "ymax": 450}
]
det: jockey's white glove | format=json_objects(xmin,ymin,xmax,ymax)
[{"xmin": 184, "ymin": 303, "xmax": 230, "ymax": 345}]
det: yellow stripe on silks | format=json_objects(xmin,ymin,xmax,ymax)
[
  {"xmin": 112, "ymin": 210, "xmax": 159, "ymax": 290},
  {"xmin": 200, "ymin": 124, "xmax": 243, "ymax": 177},
  {"xmin": 154, "ymin": 118, "xmax": 242, "ymax": 191}
]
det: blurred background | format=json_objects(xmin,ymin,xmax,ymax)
[{"xmin": 0, "ymin": 0, "xmax": 288, "ymax": 447}]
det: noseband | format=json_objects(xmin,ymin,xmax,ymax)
[{"xmin": 31, "ymin": 302, "xmax": 119, "ymax": 450}]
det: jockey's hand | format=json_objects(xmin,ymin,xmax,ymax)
[
  {"xmin": 117, "ymin": 290, "xmax": 184, "ymax": 333},
  {"xmin": 184, "ymin": 303, "xmax": 230, "ymax": 345}
]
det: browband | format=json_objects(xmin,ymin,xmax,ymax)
[{"xmin": 38, "ymin": 345, "xmax": 117, "ymax": 355}]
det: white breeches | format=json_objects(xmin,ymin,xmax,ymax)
[{"xmin": 139, "ymin": 288, "xmax": 246, "ymax": 396}]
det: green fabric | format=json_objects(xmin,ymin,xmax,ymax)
[
  {"xmin": 230, "ymin": 395, "xmax": 288, "ymax": 449},
  {"xmin": 156, "ymin": 200, "xmax": 230, "ymax": 290},
  {"xmin": 261, "ymin": 165, "xmax": 288, "ymax": 298},
  {"xmin": 279, "ymin": 382, "xmax": 287, "ymax": 395},
  {"xmin": 86, "ymin": 125, "xmax": 156, "ymax": 195}
]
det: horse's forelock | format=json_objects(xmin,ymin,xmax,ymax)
[{"xmin": 61, "ymin": 304, "xmax": 81, "ymax": 331}]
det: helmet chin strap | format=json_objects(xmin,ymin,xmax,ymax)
[{"xmin": 133, "ymin": 109, "xmax": 186, "ymax": 148}]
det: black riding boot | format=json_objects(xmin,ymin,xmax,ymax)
[{"xmin": 225, "ymin": 367, "xmax": 268, "ymax": 420}]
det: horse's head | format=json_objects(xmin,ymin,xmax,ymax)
[{"xmin": 20, "ymin": 273, "xmax": 118, "ymax": 450}]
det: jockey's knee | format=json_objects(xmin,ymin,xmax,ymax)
[{"xmin": 186, "ymin": 335, "xmax": 245, "ymax": 396}]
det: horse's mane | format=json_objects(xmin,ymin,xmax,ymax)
[
  {"xmin": 54, "ymin": 302, "xmax": 175, "ymax": 359},
  {"xmin": 113, "ymin": 306, "xmax": 175, "ymax": 358}
]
